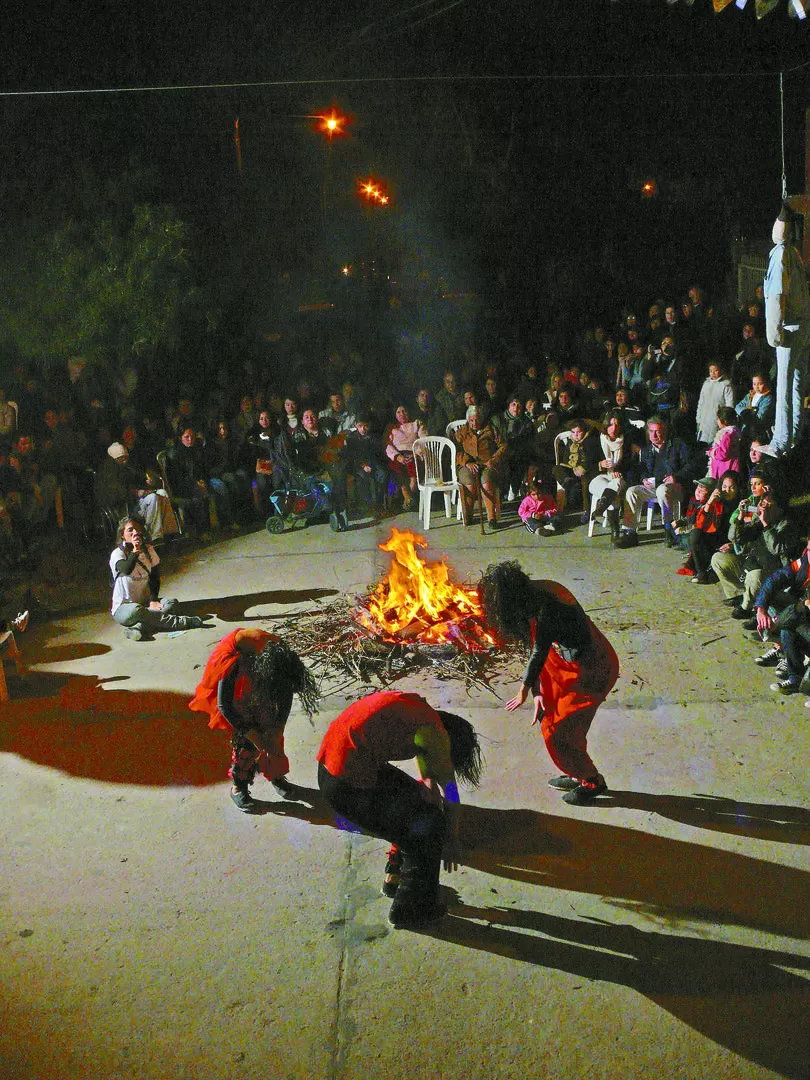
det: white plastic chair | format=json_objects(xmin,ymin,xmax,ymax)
[
  {"xmin": 445, "ymin": 419, "xmax": 467, "ymax": 439},
  {"xmin": 412, "ymin": 436, "xmax": 461, "ymax": 530},
  {"xmin": 553, "ymin": 429, "xmax": 573, "ymax": 466},
  {"xmin": 644, "ymin": 495, "xmax": 681, "ymax": 531}
]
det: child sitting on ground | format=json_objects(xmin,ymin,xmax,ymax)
[{"xmin": 518, "ymin": 478, "xmax": 560, "ymax": 535}]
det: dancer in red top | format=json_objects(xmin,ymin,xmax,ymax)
[
  {"xmin": 317, "ymin": 691, "xmax": 482, "ymax": 929},
  {"xmin": 479, "ymin": 561, "xmax": 619, "ymax": 805},
  {"xmin": 190, "ymin": 627, "xmax": 318, "ymax": 812}
]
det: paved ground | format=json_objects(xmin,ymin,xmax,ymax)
[{"xmin": 1, "ymin": 508, "xmax": 809, "ymax": 1080}]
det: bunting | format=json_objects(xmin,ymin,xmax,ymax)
[{"xmin": 707, "ymin": 0, "xmax": 805, "ymax": 15}]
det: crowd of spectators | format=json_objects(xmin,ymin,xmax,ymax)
[{"xmin": 1, "ymin": 270, "xmax": 809, "ymax": 696}]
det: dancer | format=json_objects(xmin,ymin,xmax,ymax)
[
  {"xmin": 317, "ymin": 690, "xmax": 482, "ymax": 929},
  {"xmin": 109, "ymin": 515, "xmax": 206, "ymax": 641},
  {"xmin": 189, "ymin": 628, "xmax": 319, "ymax": 812},
  {"xmin": 479, "ymin": 561, "xmax": 618, "ymax": 805}
]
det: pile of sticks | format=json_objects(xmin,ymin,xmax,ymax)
[{"xmin": 273, "ymin": 596, "xmax": 525, "ymax": 698}]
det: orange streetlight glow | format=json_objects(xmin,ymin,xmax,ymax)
[
  {"xmin": 358, "ymin": 176, "xmax": 391, "ymax": 206},
  {"xmin": 316, "ymin": 109, "xmax": 349, "ymax": 140}
]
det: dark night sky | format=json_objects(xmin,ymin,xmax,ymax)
[{"xmin": 1, "ymin": 1, "xmax": 809, "ymax": 345}]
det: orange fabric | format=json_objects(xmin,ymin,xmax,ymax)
[
  {"xmin": 536, "ymin": 620, "xmax": 619, "ymax": 780},
  {"xmin": 188, "ymin": 628, "xmax": 244, "ymax": 731},
  {"xmin": 317, "ymin": 690, "xmax": 443, "ymax": 789}
]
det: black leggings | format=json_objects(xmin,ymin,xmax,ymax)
[{"xmin": 318, "ymin": 763, "xmax": 445, "ymax": 909}]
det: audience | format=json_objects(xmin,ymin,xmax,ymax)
[{"xmin": 4, "ymin": 269, "xmax": 808, "ymax": 704}]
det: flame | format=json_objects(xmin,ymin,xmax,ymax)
[{"xmin": 358, "ymin": 528, "xmax": 497, "ymax": 651}]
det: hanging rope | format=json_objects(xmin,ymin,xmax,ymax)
[{"xmin": 780, "ymin": 71, "xmax": 788, "ymax": 200}]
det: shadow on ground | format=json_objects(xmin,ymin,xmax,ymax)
[
  {"xmin": 0, "ymin": 672, "xmax": 227, "ymax": 786},
  {"xmin": 433, "ymin": 902, "xmax": 810, "ymax": 1080},
  {"xmin": 604, "ymin": 788, "xmax": 810, "ymax": 844},
  {"xmin": 179, "ymin": 587, "xmax": 340, "ymax": 622},
  {"xmin": 458, "ymin": 804, "xmax": 810, "ymax": 941}
]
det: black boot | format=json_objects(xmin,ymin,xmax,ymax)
[
  {"xmin": 607, "ymin": 506, "xmax": 621, "ymax": 542},
  {"xmin": 591, "ymin": 491, "xmax": 614, "ymax": 521}
]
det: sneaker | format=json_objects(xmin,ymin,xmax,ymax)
[
  {"xmin": 230, "ymin": 785, "xmax": 260, "ymax": 813},
  {"xmin": 755, "ymin": 646, "xmax": 782, "ymax": 667},
  {"xmin": 741, "ymin": 618, "xmax": 759, "ymax": 632},
  {"xmin": 562, "ymin": 775, "xmax": 608, "ymax": 805},
  {"xmin": 722, "ymin": 596, "xmax": 743, "ymax": 607},
  {"xmin": 543, "ymin": 521, "xmax": 558, "ymax": 533},
  {"xmin": 270, "ymin": 776, "xmax": 297, "ymax": 800},
  {"xmin": 776, "ymin": 659, "xmax": 789, "ymax": 678},
  {"xmin": 614, "ymin": 530, "xmax": 638, "ymax": 549},
  {"xmin": 770, "ymin": 678, "xmax": 800, "ymax": 695},
  {"xmin": 185, "ymin": 616, "xmax": 205, "ymax": 629},
  {"xmin": 730, "ymin": 607, "xmax": 750, "ymax": 620},
  {"xmin": 388, "ymin": 899, "xmax": 447, "ymax": 929},
  {"xmin": 547, "ymin": 775, "xmax": 580, "ymax": 791},
  {"xmin": 11, "ymin": 610, "xmax": 28, "ymax": 633},
  {"xmin": 124, "ymin": 626, "xmax": 144, "ymax": 641},
  {"xmin": 691, "ymin": 573, "xmax": 711, "ymax": 584}
]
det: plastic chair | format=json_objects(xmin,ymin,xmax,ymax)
[
  {"xmin": 553, "ymin": 429, "xmax": 573, "ymax": 465},
  {"xmin": 412, "ymin": 436, "xmax": 461, "ymax": 530},
  {"xmin": 644, "ymin": 496, "xmax": 681, "ymax": 532},
  {"xmin": 445, "ymin": 419, "xmax": 467, "ymax": 439}
]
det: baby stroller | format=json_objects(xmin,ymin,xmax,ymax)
[{"xmin": 265, "ymin": 474, "xmax": 345, "ymax": 534}]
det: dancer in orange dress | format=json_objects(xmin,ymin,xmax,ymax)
[
  {"xmin": 479, "ymin": 561, "xmax": 619, "ymax": 805},
  {"xmin": 189, "ymin": 628, "xmax": 319, "ymax": 812}
]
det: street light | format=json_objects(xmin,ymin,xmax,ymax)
[
  {"xmin": 314, "ymin": 109, "xmax": 349, "ymax": 140},
  {"xmin": 358, "ymin": 176, "xmax": 391, "ymax": 206}
]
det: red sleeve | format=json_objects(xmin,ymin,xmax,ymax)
[{"xmin": 188, "ymin": 629, "xmax": 243, "ymax": 730}]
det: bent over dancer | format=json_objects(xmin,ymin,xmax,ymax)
[
  {"xmin": 189, "ymin": 628, "xmax": 319, "ymax": 813},
  {"xmin": 479, "ymin": 560, "xmax": 619, "ymax": 805},
  {"xmin": 317, "ymin": 690, "xmax": 482, "ymax": 929}
]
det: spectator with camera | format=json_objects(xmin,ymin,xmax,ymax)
[
  {"xmin": 710, "ymin": 484, "xmax": 799, "ymax": 625},
  {"xmin": 109, "ymin": 515, "xmax": 206, "ymax": 641}
]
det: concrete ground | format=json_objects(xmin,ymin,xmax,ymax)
[{"xmin": 1, "ymin": 507, "xmax": 809, "ymax": 1080}]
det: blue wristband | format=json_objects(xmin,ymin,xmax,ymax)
[{"xmin": 443, "ymin": 780, "xmax": 459, "ymax": 804}]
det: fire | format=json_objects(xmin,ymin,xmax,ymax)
[{"xmin": 358, "ymin": 528, "xmax": 498, "ymax": 651}]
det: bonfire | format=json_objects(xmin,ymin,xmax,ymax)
[
  {"xmin": 273, "ymin": 528, "xmax": 522, "ymax": 696},
  {"xmin": 357, "ymin": 528, "xmax": 498, "ymax": 651}
]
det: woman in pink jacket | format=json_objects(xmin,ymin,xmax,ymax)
[{"xmin": 385, "ymin": 405, "xmax": 427, "ymax": 510}]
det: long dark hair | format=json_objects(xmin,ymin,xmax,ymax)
[
  {"xmin": 478, "ymin": 560, "xmax": 535, "ymax": 645},
  {"xmin": 436, "ymin": 711, "xmax": 484, "ymax": 788},
  {"xmin": 247, "ymin": 640, "xmax": 320, "ymax": 717}
]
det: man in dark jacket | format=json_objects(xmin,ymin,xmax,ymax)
[
  {"xmin": 615, "ymin": 414, "xmax": 692, "ymax": 548},
  {"xmin": 752, "ymin": 531, "xmax": 810, "ymax": 694},
  {"xmin": 413, "ymin": 388, "xmax": 448, "ymax": 437}
]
